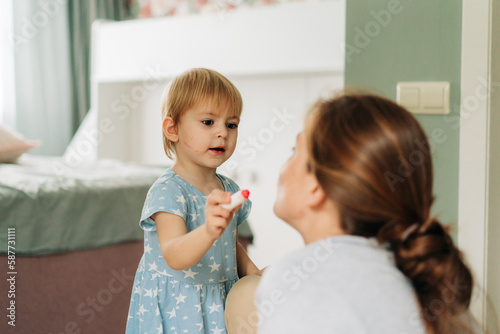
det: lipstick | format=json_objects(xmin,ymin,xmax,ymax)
[{"xmin": 221, "ymin": 190, "xmax": 250, "ymax": 211}]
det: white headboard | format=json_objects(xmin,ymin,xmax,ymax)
[
  {"xmin": 92, "ymin": 0, "xmax": 345, "ymax": 82},
  {"xmin": 90, "ymin": 0, "xmax": 345, "ymax": 267}
]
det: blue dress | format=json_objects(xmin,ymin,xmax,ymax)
[{"xmin": 126, "ymin": 169, "xmax": 251, "ymax": 334}]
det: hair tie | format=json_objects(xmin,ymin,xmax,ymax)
[{"xmin": 401, "ymin": 223, "xmax": 419, "ymax": 242}]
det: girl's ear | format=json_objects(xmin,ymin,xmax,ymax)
[{"xmin": 163, "ymin": 117, "xmax": 179, "ymax": 142}]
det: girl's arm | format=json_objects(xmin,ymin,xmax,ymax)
[
  {"xmin": 155, "ymin": 189, "xmax": 235, "ymax": 271},
  {"xmin": 155, "ymin": 213, "xmax": 215, "ymax": 271},
  {"xmin": 236, "ymin": 238, "xmax": 261, "ymax": 277}
]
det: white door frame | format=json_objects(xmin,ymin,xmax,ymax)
[{"xmin": 459, "ymin": 0, "xmax": 499, "ymax": 329}]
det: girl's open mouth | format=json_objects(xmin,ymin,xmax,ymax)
[
  {"xmin": 209, "ymin": 147, "xmax": 226, "ymax": 154},
  {"xmin": 209, "ymin": 147, "xmax": 226, "ymax": 152}
]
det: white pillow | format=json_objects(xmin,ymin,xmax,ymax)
[{"xmin": 0, "ymin": 124, "xmax": 42, "ymax": 163}]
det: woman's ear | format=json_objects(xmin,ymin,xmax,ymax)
[
  {"xmin": 307, "ymin": 178, "xmax": 327, "ymax": 209},
  {"xmin": 163, "ymin": 116, "xmax": 179, "ymax": 142}
]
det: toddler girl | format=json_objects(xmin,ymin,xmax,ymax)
[{"xmin": 126, "ymin": 68, "xmax": 260, "ymax": 334}]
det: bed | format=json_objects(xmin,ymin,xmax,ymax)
[{"xmin": 0, "ymin": 155, "xmax": 166, "ymax": 333}]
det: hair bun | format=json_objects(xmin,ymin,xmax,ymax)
[{"xmin": 393, "ymin": 219, "xmax": 473, "ymax": 331}]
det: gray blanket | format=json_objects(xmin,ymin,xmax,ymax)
[{"xmin": 0, "ymin": 155, "xmax": 165, "ymax": 255}]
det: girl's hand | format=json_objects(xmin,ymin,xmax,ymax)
[{"xmin": 205, "ymin": 189, "xmax": 240, "ymax": 240}]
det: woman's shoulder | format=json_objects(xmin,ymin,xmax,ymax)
[
  {"xmin": 260, "ymin": 235, "xmax": 407, "ymax": 290},
  {"xmin": 256, "ymin": 236, "xmax": 424, "ymax": 333}
]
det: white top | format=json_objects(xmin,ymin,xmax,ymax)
[{"xmin": 255, "ymin": 235, "xmax": 426, "ymax": 334}]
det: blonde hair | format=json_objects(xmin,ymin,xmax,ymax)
[{"xmin": 161, "ymin": 68, "xmax": 243, "ymax": 159}]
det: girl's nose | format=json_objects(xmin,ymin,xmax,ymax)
[{"xmin": 217, "ymin": 125, "xmax": 228, "ymax": 138}]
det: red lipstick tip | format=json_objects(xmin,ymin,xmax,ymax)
[{"xmin": 241, "ymin": 189, "xmax": 250, "ymax": 199}]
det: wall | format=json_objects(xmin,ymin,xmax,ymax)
[{"xmin": 344, "ymin": 0, "xmax": 462, "ymax": 237}]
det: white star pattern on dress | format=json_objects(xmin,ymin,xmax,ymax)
[
  {"xmin": 138, "ymin": 304, "xmax": 148, "ymax": 315},
  {"xmin": 143, "ymin": 288, "xmax": 153, "ymax": 298},
  {"xmin": 196, "ymin": 322, "xmax": 204, "ymax": 331},
  {"xmin": 167, "ymin": 307, "xmax": 176, "ymax": 319},
  {"xmin": 208, "ymin": 302, "xmax": 221, "ymax": 314},
  {"xmin": 210, "ymin": 326, "xmax": 224, "ymax": 334},
  {"xmin": 149, "ymin": 261, "xmax": 158, "ymax": 271},
  {"xmin": 158, "ymin": 269, "xmax": 172, "ymax": 277},
  {"xmin": 194, "ymin": 302, "xmax": 202, "ymax": 313},
  {"xmin": 176, "ymin": 195, "xmax": 186, "ymax": 204},
  {"xmin": 183, "ymin": 268, "xmax": 199, "ymax": 279},
  {"xmin": 209, "ymin": 261, "xmax": 221, "ymax": 272},
  {"xmin": 175, "ymin": 293, "xmax": 187, "ymax": 304},
  {"xmin": 127, "ymin": 171, "xmax": 251, "ymax": 334}
]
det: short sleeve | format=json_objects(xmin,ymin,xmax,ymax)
[{"xmin": 139, "ymin": 174, "xmax": 189, "ymax": 231}]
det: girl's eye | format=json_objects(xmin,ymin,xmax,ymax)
[
  {"xmin": 202, "ymin": 120, "xmax": 214, "ymax": 126},
  {"xmin": 226, "ymin": 123, "xmax": 238, "ymax": 129}
]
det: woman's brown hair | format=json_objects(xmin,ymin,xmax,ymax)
[{"xmin": 304, "ymin": 92, "xmax": 474, "ymax": 334}]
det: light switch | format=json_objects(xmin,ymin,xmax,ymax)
[
  {"xmin": 399, "ymin": 88, "xmax": 420, "ymax": 108},
  {"xmin": 397, "ymin": 82, "xmax": 450, "ymax": 114}
]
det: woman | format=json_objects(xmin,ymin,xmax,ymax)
[{"xmin": 226, "ymin": 92, "xmax": 475, "ymax": 334}]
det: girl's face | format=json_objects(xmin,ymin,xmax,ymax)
[
  {"xmin": 274, "ymin": 132, "xmax": 312, "ymax": 226},
  {"xmin": 175, "ymin": 100, "xmax": 239, "ymax": 169}
]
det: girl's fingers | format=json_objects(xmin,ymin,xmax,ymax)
[
  {"xmin": 207, "ymin": 217, "xmax": 231, "ymax": 235},
  {"xmin": 207, "ymin": 205, "xmax": 231, "ymax": 219},
  {"xmin": 207, "ymin": 189, "xmax": 231, "ymax": 206}
]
